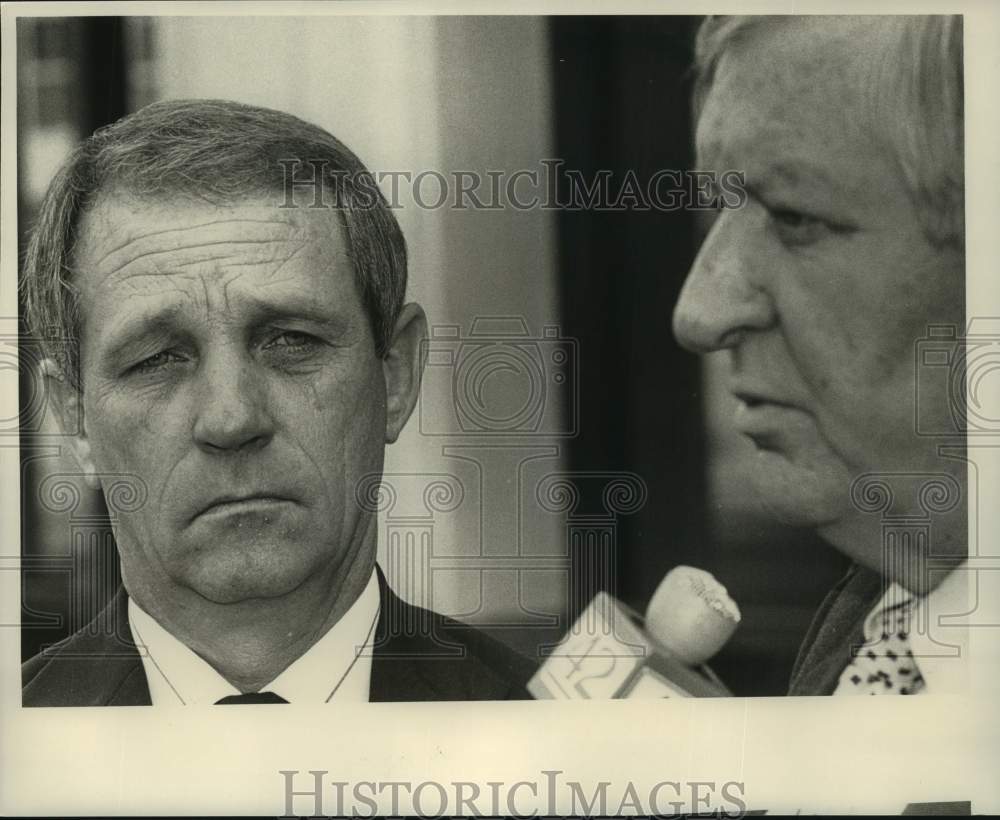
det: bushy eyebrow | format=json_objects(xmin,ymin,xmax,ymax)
[
  {"xmin": 100, "ymin": 308, "xmax": 185, "ymax": 367},
  {"xmin": 98, "ymin": 296, "xmax": 352, "ymax": 368},
  {"xmin": 695, "ymin": 116, "xmax": 846, "ymax": 196},
  {"xmin": 755, "ymin": 161, "xmax": 840, "ymax": 193},
  {"xmin": 696, "ymin": 147, "xmax": 841, "ymax": 193},
  {"xmin": 245, "ymin": 298, "xmax": 352, "ymax": 335}
]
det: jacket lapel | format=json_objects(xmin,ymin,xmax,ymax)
[
  {"xmin": 369, "ymin": 567, "xmax": 462, "ymax": 701},
  {"xmin": 788, "ymin": 562, "xmax": 886, "ymax": 695},
  {"xmin": 23, "ymin": 586, "xmax": 151, "ymax": 707}
]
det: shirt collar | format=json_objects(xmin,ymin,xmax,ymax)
[
  {"xmin": 906, "ymin": 563, "xmax": 971, "ymax": 695},
  {"xmin": 861, "ymin": 580, "xmax": 916, "ymax": 641},
  {"xmin": 128, "ymin": 568, "xmax": 380, "ymax": 705},
  {"xmin": 860, "ymin": 563, "xmax": 971, "ymax": 695}
]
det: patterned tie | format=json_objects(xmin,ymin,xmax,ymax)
[
  {"xmin": 835, "ymin": 597, "xmax": 925, "ymax": 695},
  {"xmin": 214, "ymin": 691, "xmax": 289, "ymax": 704}
]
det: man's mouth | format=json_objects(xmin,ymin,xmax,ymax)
[
  {"xmin": 731, "ymin": 389, "xmax": 806, "ymax": 451},
  {"xmin": 193, "ymin": 494, "xmax": 295, "ymax": 523},
  {"xmin": 732, "ymin": 388, "xmax": 797, "ymax": 410}
]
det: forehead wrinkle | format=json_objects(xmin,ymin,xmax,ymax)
[
  {"xmin": 88, "ymin": 217, "xmax": 291, "ymax": 266},
  {"xmin": 83, "ymin": 215, "xmax": 304, "ymax": 275},
  {"xmin": 93, "ymin": 237, "xmax": 302, "ymax": 288},
  {"xmin": 100, "ymin": 243, "xmax": 339, "ymax": 340},
  {"xmin": 145, "ymin": 243, "xmax": 304, "ymax": 272},
  {"xmin": 86, "ymin": 270, "xmax": 202, "ymax": 339},
  {"xmin": 82, "ymin": 198, "xmax": 354, "ymax": 316},
  {"xmin": 214, "ymin": 241, "xmax": 323, "ymax": 314},
  {"xmin": 82, "ymin": 235, "xmax": 319, "ymax": 314}
]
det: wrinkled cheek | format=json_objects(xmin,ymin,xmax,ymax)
[
  {"xmin": 282, "ymin": 380, "xmax": 376, "ymax": 517},
  {"xmin": 99, "ymin": 439, "xmax": 159, "ymax": 543},
  {"xmin": 792, "ymin": 332, "xmax": 910, "ymax": 462},
  {"xmin": 341, "ymin": 417, "xmax": 385, "ymax": 521},
  {"xmin": 91, "ymin": 415, "xmax": 158, "ymax": 487},
  {"xmin": 336, "ymin": 389, "xmax": 387, "ymax": 529},
  {"xmin": 86, "ymin": 405, "xmax": 176, "ymax": 543}
]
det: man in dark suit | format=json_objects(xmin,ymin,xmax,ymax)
[
  {"xmin": 23, "ymin": 568, "xmax": 532, "ymax": 704},
  {"xmin": 21, "ymin": 99, "xmax": 533, "ymax": 705},
  {"xmin": 672, "ymin": 16, "xmax": 970, "ymax": 696}
]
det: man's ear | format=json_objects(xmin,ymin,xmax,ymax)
[
  {"xmin": 40, "ymin": 359, "xmax": 99, "ymax": 490},
  {"xmin": 382, "ymin": 303, "xmax": 428, "ymax": 444}
]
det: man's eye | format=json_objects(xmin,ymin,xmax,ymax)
[
  {"xmin": 265, "ymin": 331, "xmax": 321, "ymax": 352},
  {"xmin": 768, "ymin": 207, "xmax": 855, "ymax": 246},
  {"xmin": 129, "ymin": 351, "xmax": 183, "ymax": 375},
  {"xmin": 772, "ymin": 208, "xmax": 816, "ymax": 228}
]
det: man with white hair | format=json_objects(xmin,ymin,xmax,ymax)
[{"xmin": 673, "ymin": 15, "xmax": 972, "ymax": 695}]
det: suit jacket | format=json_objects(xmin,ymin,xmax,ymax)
[
  {"xmin": 22, "ymin": 570, "xmax": 535, "ymax": 705},
  {"xmin": 787, "ymin": 562, "xmax": 886, "ymax": 696}
]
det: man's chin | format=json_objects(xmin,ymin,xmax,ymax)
[
  {"xmin": 192, "ymin": 578, "xmax": 305, "ymax": 605},
  {"xmin": 182, "ymin": 554, "xmax": 319, "ymax": 605},
  {"xmin": 747, "ymin": 447, "xmax": 850, "ymax": 529}
]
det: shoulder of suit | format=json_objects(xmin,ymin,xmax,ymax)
[
  {"xmin": 376, "ymin": 595, "xmax": 537, "ymax": 701},
  {"xmin": 22, "ymin": 619, "xmax": 143, "ymax": 707},
  {"xmin": 435, "ymin": 610, "xmax": 538, "ymax": 696}
]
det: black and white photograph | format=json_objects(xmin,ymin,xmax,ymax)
[{"xmin": 2, "ymin": 1, "xmax": 998, "ymax": 816}]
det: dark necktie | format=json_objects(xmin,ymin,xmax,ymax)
[{"xmin": 214, "ymin": 691, "xmax": 288, "ymax": 704}]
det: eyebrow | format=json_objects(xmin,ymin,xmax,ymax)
[
  {"xmin": 717, "ymin": 159, "xmax": 860, "ymax": 216},
  {"xmin": 695, "ymin": 129, "xmax": 847, "ymax": 195},
  {"xmin": 97, "ymin": 308, "xmax": 184, "ymax": 370},
  {"xmin": 99, "ymin": 296, "xmax": 351, "ymax": 367},
  {"xmin": 756, "ymin": 161, "xmax": 841, "ymax": 193},
  {"xmin": 246, "ymin": 298, "xmax": 351, "ymax": 333}
]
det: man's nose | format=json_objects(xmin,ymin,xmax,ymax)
[
  {"xmin": 672, "ymin": 210, "xmax": 774, "ymax": 353},
  {"xmin": 192, "ymin": 352, "xmax": 275, "ymax": 454}
]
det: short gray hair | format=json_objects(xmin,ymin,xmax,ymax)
[
  {"xmin": 21, "ymin": 98, "xmax": 408, "ymax": 389},
  {"xmin": 693, "ymin": 15, "xmax": 964, "ymax": 249}
]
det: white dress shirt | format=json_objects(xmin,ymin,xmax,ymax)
[{"xmin": 128, "ymin": 569, "xmax": 380, "ymax": 705}]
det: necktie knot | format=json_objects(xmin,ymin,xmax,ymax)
[{"xmin": 215, "ymin": 691, "xmax": 288, "ymax": 704}]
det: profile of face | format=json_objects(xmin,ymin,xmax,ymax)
[
  {"xmin": 672, "ymin": 18, "xmax": 966, "ymax": 567},
  {"xmin": 48, "ymin": 195, "xmax": 425, "ymax": 611}
]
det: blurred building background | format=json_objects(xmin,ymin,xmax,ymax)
[{"xmin": 17, "ymin": 14, "xmax": 845, "ymax": 695}]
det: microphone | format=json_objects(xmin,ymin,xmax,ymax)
[{"xmin": 528, "ymin": 566, "xmax": 740, "ymax": 698}]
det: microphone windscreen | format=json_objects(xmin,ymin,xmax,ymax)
[{"xmin": 644, "ymin": 566, "xmax": 740, "ymax": 665}]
